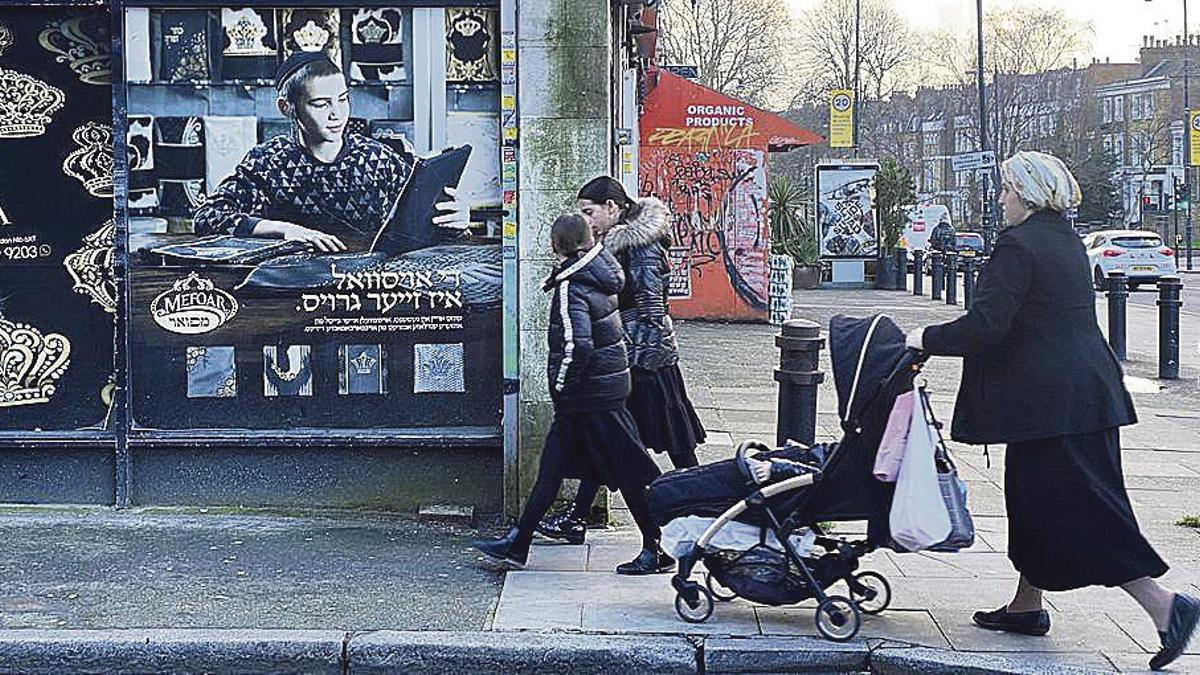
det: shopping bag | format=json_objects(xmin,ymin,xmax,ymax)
[
  {"xmin": 924, "ymin": 388, "xmax": 975, "ymax": 551},
  {"xmin": 889, "ymin": 384, "xmax": 952, "ymax": 552},
  {"xmin": 874, "ymin": 390, "xmax": 914, "ymax": 482}
]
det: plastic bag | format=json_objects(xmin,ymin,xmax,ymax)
[{"xmin": 889, "ymin": 384, "xmax": 952, "ymax": 551}]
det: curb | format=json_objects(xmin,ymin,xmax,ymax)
[
  {"xmin": 348, "ymin": 631, "xmax": 696, "ymax": 674},
  {"xmin": 0, "ymin": 629, "xmax": 344, "ymax": 675},
  {"xmin": 0, "ymin": 629, "xmax": 1120, "ymax": 674}
]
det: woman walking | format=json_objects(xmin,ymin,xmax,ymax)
[
  {"xmin": 538, "ymin": 177, "xmax": 706, "ymax": 546},
  {"xmin": 907, "ymin": 151, "xmax": 1197, "ymax": 671}
]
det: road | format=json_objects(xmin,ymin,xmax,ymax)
[{"xmin": 1120, "ymin": 272, "xmax": 1200, "ymax": 318}]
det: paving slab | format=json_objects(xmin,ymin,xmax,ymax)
[
  {"xmin": 581, "ymin": 600, "xmax": 760, "ymax": 635},
  {"xmin": 757, "ymin": 607, "xmax": 951, "ymax": 648}
]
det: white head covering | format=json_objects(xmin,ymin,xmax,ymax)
[{"xmin": 1000, "ymin": 150, "xmax": 1082, "ymax": 213}]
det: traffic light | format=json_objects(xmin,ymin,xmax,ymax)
[
  {"xmin": 1165, "ymin": 193, "xmax": 1174, "ymax": 211},
  {"xmin": 1178, "ymin": 182, "xmax": 1191, "ymax": 209}
]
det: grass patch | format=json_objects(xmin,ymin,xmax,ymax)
[{"xmin": 1177, "ymin": 515, "xmax": 1200, "ymax": 528}]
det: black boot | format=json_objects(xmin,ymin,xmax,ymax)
[
  {"xmin": 536, "ymin": 511, "xmax": 587, "ymax": 545},
  {"xmin": 472, "ymin": 528, "xmax": 530, "ymax": 569},
  {"xmin": 615, "ymin": 546, "xmax": 675, "ymax": 575}
]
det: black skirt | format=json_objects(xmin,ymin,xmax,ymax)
[
  {"xmin": 1005, "ymin": 428, "xmax": 1168, "ymax": 591},
  {"xmin": 628, "ymin": 364, "xmax": 707, "ymax": 455},
  {"xmin": 538, "ymin": 408, "xmax": 662, "ymax": 491}
]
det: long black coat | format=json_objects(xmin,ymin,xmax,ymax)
[
  {"xmin": 603, "ymin": 197, "xmax": 679, "ymax": 371},
  {"xmin": 923, "ymin": 209, "xmax": 1136, "ymax": 444},
  {"xmin": 544, "ymin": 244, "xmax": 631, "ymax": 413}
]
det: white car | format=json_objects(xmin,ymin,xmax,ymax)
[{"xmin": 1083, "ymin": 229, "xmax": 1177, "ymax": 290}]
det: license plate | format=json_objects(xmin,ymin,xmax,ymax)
[{"xmin": 1131, "ymin": 265, "xmax": 1155, "ymax": 273}]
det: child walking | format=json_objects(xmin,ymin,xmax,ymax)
[{"xmin": 472, "ymin": 214, "xmax": 674, "ymax": 574}]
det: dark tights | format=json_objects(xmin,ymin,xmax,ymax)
[
  {"xmin": 518, "ymin": 468, "xmax": 661, "ymax": 550},
  {"xmin": 569, "ymin": 448, "xmax": 698, "ymax": 522}
]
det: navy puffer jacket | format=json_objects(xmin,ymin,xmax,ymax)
[
  {"xmin": 603, "ymin": 197, "xmax": 679, "ymax": 371},
  {"xmin": 544, "ymin": 244, "xmax": 631, "ymax": 412}
]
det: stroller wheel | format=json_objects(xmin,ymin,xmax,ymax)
[
  {"xmin": 674, "ymin": 585, "xmax": 715, "ymax": 623},
  {"xmin": 705, "ymin": 572, "xmax": 737, "ymax": 602},
  {"xmin": 849, "ymin": 571, "xmax": 891, "ymax": 615},
  {"xmin": 815, "ymin": 595, "xmax": 861, "ymax": 641}
]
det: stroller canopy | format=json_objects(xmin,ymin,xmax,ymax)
[{"xmin": 830, "ymin": 314, "xmax": 907, "ymax": 431}]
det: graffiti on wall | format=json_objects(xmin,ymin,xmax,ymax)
[{"xmin": 641, "ymin": 146, "xmax": 768, "ymax": 317}]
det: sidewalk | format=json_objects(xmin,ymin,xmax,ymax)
[
  {"xmin": 493, "ymin": 288, "xmax": 1200, "ymax": 673},
  {"xmin": 0, "ymin": 289, "xmax": 1197, "ymax": 673}
]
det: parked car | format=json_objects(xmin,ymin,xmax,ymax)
[
  {"xmin": 953, "ymin": 232, "xmax": 985, "ymax": 269},
  {"xmin": 1083, "ymin": 229, "xmax": 1177, "ymax": 290}
]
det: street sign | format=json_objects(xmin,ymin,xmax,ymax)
[
  {"xmin": 1189, "ymin": 111, "xmax": 1200, "ymax": 166},
  {"xmin": 829, "ymin": 90, "xmax": 854, "ymax": 148},
  {"xmin": 950, "ymin": 150, "xmax": 996, "ymax": 172}
]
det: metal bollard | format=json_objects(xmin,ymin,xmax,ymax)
[
  {"xmin": 912, "ymin": 249, "xmax": 924, "ymax": 296},
  {"xmin": 963, "ymin": 256, "xmax": 977, "ymax": 309},
  {"xmin": 1157, "ymin": 276, "xmax": 1183, "ymax": 379},
  {"xmin": 895, "ymin": 249, "xmax": 908, "ymax": 291},
  {"xmin": 945, "ymin": 252, "xmax": 958, "ymax": 306},
  {"xmin": 930, "ymin": 251, "xmax": 944, "ymax": 300},
  {"xmin": 774, "ymin": 319, "xmax": 826, "ymax": 448},
  {"xmin": 1106, "ymin": 270, "xmax": 1128, "ymax": 361}
]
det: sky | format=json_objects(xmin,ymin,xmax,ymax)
[{"xmin": 784, "ymin": 0, "xmax": 1182, "ymax": 65}]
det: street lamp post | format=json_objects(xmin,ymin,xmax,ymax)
[
  {"xmin": 1152, "ymin": 0, "xmax": 1194, "ymax": 268},
  {"xmin": 976, "ymin": 0, "xmax": 994, "ymax": 255}
]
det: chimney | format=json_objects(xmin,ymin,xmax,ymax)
[{"xmin": 1106, "ymin": 56, "xmax": 1111, "ymax": 63}]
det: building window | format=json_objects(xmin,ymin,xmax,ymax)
[
  {"xmin": 1114, "ymin": 95, "xmax": 1124, "ymax": 122},
  {"xmin": 1115, "ymin": 134, "xmax": 1125, "ymax": 163},
  {"xmin": 1131, "ymin": 94, "xmax": 1141, "ymax": 120},
  {"xmin": 1103, "ymin": 97, "xmax": 1113, "ymax": 123},
  {"xmin": 1145, "ymin": 94, "xmax": 1154, "ymax": 119},
  {"xmin": 1103, "ymin": 134, "xmax": 1113, "ymax": 153}
]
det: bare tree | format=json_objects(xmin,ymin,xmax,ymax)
[
  {"xmin": 656, "ymin": 0, "xmax": 794, "ymax": 108},
  {"xmin": 794, "ymin": 0, "xmax": 915, "ymax": 101}
]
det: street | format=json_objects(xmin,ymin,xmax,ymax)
[{"xmin": 1123, "ymin": 273, "xmax": 1200, "ymax": 319}]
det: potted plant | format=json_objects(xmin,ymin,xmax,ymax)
[
  {"xmin": 769, "ymin": 176, "xmax": 821, "ymax": 289},
  {"xmin": 873, "ymin": 157, "xmax": 916, "ymax": 290}
]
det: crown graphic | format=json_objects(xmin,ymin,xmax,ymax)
[
  {"xmin": 0, "ymin": 23, "xmax": 12, "ymax": 58},
  {"xmin": 357, "ymin": 16, "xmax": 390, "ymax": 44},
  {"xmin": 0, "ymin": 68, "xmax": 66, "ymax": 139},
  {"xmin": 63, "ymin": 121, "xmax": 114, "ymax": 198},
  {"xmin": 350, "ymin": 349, "xmax": 378, "ymax": 375},
  {"xmin": 225, "ymin": 10, "xmax": 272, "ymax": 56},
  {"xmin": 64, "ymin": 219, "xmax": 116, "ymax": 313},
  {"xmin": 452, "ymin": 14, "xmax": 484, "ymax": 38},
  {"xmin": 38, "ymin": 16, "xmax": 112, "ymax": 86},
  {"xmin": 294, "ymin": 20, "xmax": 330, "ymax": 52},
  {"xmin": 0, "ymin": 315, "xmax": 72, "ymax": 408}
]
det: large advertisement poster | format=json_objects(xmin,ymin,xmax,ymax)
[
  {"xmin": 816, "ymin": 162, "xmax": 879, "ymax": 260},
  {"xmin": 122, "ymin": 6, "xmax": 502, "ymax": 431},
  {"xmin": 0, "ymin": 6, "xmax": 115, "ymax": 431}
]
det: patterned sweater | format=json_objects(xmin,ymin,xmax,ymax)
[{"xmin": 193, "ymin": 133, "xmax": 413, "ymax": 240}]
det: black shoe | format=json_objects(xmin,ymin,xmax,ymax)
[
  {"xmin": 472, "ymin": 528, "xmax": 530, "ymax": 569},
  {"xmin": 972, "ymin": 605, "xmax": 1051, "ymax": 636},
  {"xmin": 1150, "ymin": 593, "xmax": 1200, "ymax": 671},
  {"xmin": 615, "ymin": 547, "xmax": 676, "ymax": 575},
  {"xmin": 535, "ymin": 511, "xmax": 587, "ymax": 545}
]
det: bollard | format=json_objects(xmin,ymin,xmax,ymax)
[
  {"xmin": 1106, "ymin": 270, "xmax": 1128, "ymax": 361},
  {"xmin": 945, "ymin": 252, "xmax": 958, "ymax": 306},
  {"xmin": 1157, "ymin": 276, "xmax": 1183, "ymax": 379},
  {"xmin": 930, "ymin": 251, "xmax": 944, "ymax": 300},
  {"xmin": 774, "ymin": 319, "xmax": 826, "ymax": 448},
  {"xmin": 912, "ymin": 249, "xmax": 924, "ymax": 296},
  {"xmin": 963, "ymin": 256, "xmax": 977, "ymax": 309},
  {"xmin": 895, "ymin": 249, "xmax": 908, "ymax": 290}
]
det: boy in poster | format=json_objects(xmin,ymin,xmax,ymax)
[{"xmin": 193, "ymin": 52, "xmax": 469, "ymax": 253}]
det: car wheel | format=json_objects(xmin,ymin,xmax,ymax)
[
  {"xmin": 1128, "ymin": 281, "xmax": 1140, "ymax": 291},
  {"xmin": 1093, "ymin": 267, "xmax": 1106, "ymax": 291}
]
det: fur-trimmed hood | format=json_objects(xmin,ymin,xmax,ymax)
[{"xmin": 603, "ymin": 197, "xmax": 672, "ymax": 254}]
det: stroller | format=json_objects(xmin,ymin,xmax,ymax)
[{"xmin": 647, "ymin": 314, "xmax": 930, "ymax": 641}]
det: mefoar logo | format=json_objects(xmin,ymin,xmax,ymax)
[{"xmin": 151, "ymin": 272, "xmax": 239, "ymax": 334}]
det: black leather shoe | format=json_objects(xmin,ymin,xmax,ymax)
[
  {"xmin": 615, "ymin": 547, "xmax": 675, "ymax": 575},
  {"xmin": 972, "ymin": 605, "xmax": 1051, "ymax": 636},
  {"xmin": 1150, "ymin": 593, "xmax": 1200, "ymax": 671},
  {"xmin": 536, "ymin": 511, "xmax": 587, "ymax": 545},
  {"xmin": 472, "ymin": 528, "xmax": 530, "ymax": 569}
]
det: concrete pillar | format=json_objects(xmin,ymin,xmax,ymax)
[{"xmin": 511, "ymin": 0, "xmax": 612, "ymax": 517}]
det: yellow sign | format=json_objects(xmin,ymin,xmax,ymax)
[
  {"xmin": 829, "ymin": 89, "xmax": 854, "ymax": 148},
  {"xmin": 1190, "ymin": 110, "xmax": 1200, "ymax": 166}
]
